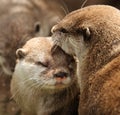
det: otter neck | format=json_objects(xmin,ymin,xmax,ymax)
[{"xmin": 78, "ymin": 40, "xmax": 120, "ymax": 92}]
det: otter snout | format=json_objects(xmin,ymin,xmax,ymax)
[{"xmin": 54, "ymin": 72, "xmax": 68, "ymax": 78}]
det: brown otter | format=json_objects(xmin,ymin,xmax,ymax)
[
  {"xmin": 11, "ymin": 37, "xmax": 79, "ymax": 115},
  {"xmin": 52, "ymin": 5, "xmax": 120, "ymax": 115}
]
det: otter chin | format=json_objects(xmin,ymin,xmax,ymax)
[
  {"xmin": 11, "ymin": 37, "xmax": 79, "ymax": 115},
  {"xmin": 52, "ymin": 5, "xmax": 120, "ymax": 115}
]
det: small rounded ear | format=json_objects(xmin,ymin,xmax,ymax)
[
  {"xmin": 16, "ymin": 48, "xmax": 26, "ymax": 59},
  {"xmin": 51, "ymin": 25, "xmax": 56, "ymax": 33},
  {"xmin": 82, "ymin": 27, "xmax": 91, "ymax": 41},
  {"xmin": 34, "ymin": 22, "xmax": 41, "ymax": 33},
  {"xmin": 77, "ymin": 27, "xmax": 91, "ymax": 41}
]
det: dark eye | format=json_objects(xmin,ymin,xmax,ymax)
[
  {"xmin": 34, "ymin": 22, "xmax": 41, "ymax": 33},
  {"xmin": 36, "ymin": 61, "xmax": 48, "ymax": 67},
  {"xmin": 76, "ymin": 29, "xmax": 82, "ymax": 35},
  {"xmin": 60, "ymin": 28, "xmax": 68, "ymax": 33}
]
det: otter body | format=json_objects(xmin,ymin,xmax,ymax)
[
  {"xmin": 52, "ymin": 5, "xmax": 120, "ymax": 115},
  {"xmin": 11, "ymin": 37, "xmax": 79, "ymax": 115}
]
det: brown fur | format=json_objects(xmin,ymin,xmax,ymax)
[{"xmin": 52, "ymin": 5, "xmax": 120, "ymax": 115}]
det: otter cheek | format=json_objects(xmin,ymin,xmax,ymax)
[
  {"xmin": 61, "ymin": 38, "xmax": 75, "ymax": 56},
  {"xmin": 60, "ymin": 40, "xmax": 71, "ymax": 55},
  {"xmin": 42, "ymin": 70, "xmax": 56, "ymax": 85},
  {"xmin": 62, "ymin": 77, "xmax": 71, "ymax": 85}
]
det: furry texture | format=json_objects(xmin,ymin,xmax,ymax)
[
  {"xmin": 52, "ymin": 5, "xmax": 120, "ymax": 115},
  {"xmin": 11, "ymin": 37, "xmax": 79, "ymax": 115}
]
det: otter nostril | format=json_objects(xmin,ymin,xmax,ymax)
[{"xmin": 54, "ymin": 72, "xmax": 68, "ymax": 78}]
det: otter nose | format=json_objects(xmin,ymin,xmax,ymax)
[{"xmin": 54, "ymin": 72, "xmax": 68, "ymax": 78}]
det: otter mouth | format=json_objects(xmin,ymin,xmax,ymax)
[
  {"xmin": 54, "ymin": 72, "xmax": 67, "ymax": 81},
  {"xmin": 54, "ymin": 72, "xmax": 71, "ymax": 86},
  {"xmin": 43, "ymin": 72, "xmax": 73, "ymax": 90},
  {"xmin": 40, "ymin": 74, "xmax": 75, "ymax": 94},
  {"xmin": 55, "ymin": 77, "xmax": 68, "ymax": 84}
]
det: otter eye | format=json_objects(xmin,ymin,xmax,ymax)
[
  {"xmin": 60, "ymin": 28, "xmax": 68, "ymax": 33},
  {"xmin": 34, "ymin": 22, "xmax": 41, "ymax": 33},
  {"xmin": 36, "ymin": 61, "xmax": 48, "ymax": 68}
]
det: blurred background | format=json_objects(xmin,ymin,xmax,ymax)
[{"xmin": 65, "ymin": 0, "xmax": 120, "ymax": 11}]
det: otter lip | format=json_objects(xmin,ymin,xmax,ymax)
[
  {"xmin": 53, "ymin": 72, "xmax": 70, "ymax": 85},
  {"xmin": 54, "ymin": 75, "xmax": 72, "ymax": 87},
  {"xmin": 55, "ymin": 77, "xmax": 67, "ymax": 84}
]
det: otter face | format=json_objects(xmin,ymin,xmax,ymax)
[
  {"xmin": 52, "ymin": 25, "xmax": 90, "ymax": 58},
  {"xmin": 11, "ymin": 37, "xmax": 79, "ymax": 115},
  {"xmin": 52, "ymin": 5, "xmax": 120, "ymax": 68},
  {"xmin": 52, "ymin": 5, "xmax": 120, "ymax": 91},
  {"xmin": 52, "ymin": 5, "xmax": 120, "ymax": 58},
  {"xmin": 12, "ymin": 37, "xmax": 76, "ymax": 93},
  {"xmin": 51, "ymin": 8, "xmax": 92, "ymax": 59}
]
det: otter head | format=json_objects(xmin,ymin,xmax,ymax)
[
  {"xmin": 0, "ymin": 0, "xmax": 66, "ymax": 76},
  {"xmin": 14, "ymin": 37, "xmax": 76, "ymax": 90},
  {"xmin": 11, "ymin": 37, "xmax": 78, "ymax": 114},
  {"xmin": 52, "ymin": 5, "xmax": 120, "ymax": 90}
]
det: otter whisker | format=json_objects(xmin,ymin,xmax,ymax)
[
  {"xmin": 69, "ymin": 38, "xmax": 80, "ymax": 49},
  {"xmin": 11, "ymin": 77, "xmax": 47, "ymax": 98},
  {"xmin": 51, "ymin": 44, "xmax": 59, "ymax": 53},
  {"xmin": 12, "ymin": 79, "xmax": 45, "ymax": 99},
  {"xmin": 81, "ymin": 0, "xmax": 88, "ymax": 8},
  {"xmin": 33, "ymin": 77, "xmax": 53, "ymax": 89},
  {"xmin": 11, "ymin": 78, "xmax": 38, "ymax": 99},
  {"xmin": 60, "ymin": 0, "xmax": 69, "ymax": 16},
  {"xmin": 60, "ymin": 6, "xmax": 68, "ymax": 16},
  {"xmin": 12, "ymin": 75, "xmax": 56, "ymax": 101},
  {"xmin": 54, "ymin": 39, "xmax": 60, "ymax": 45}
]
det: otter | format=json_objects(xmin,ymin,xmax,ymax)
[
  {"xmin": 11, "ymin": 37, "xmax": 79, "ymax": 115},
  {"xmin": 0, "ymin": 0, "xmax": 69, "ymax": 114},
  {"xmin": 0, "ymin": 0, "xmax": 85, "ymax": 113},
  {"xmin": 52, "ymin": 5, "xmax": 120, "ymax": 115}
]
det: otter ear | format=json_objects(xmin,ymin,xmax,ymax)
[
  {"xmin": 77, "ymin": 27, "xmax": 91, "ymax": 41},
  {"xmin": 16, "ymin": 48, "xmax": 26, "ymax": 59},
  {"xmin": 82, "ymin": 27, "xmax": 91, "ymax": 41}
]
